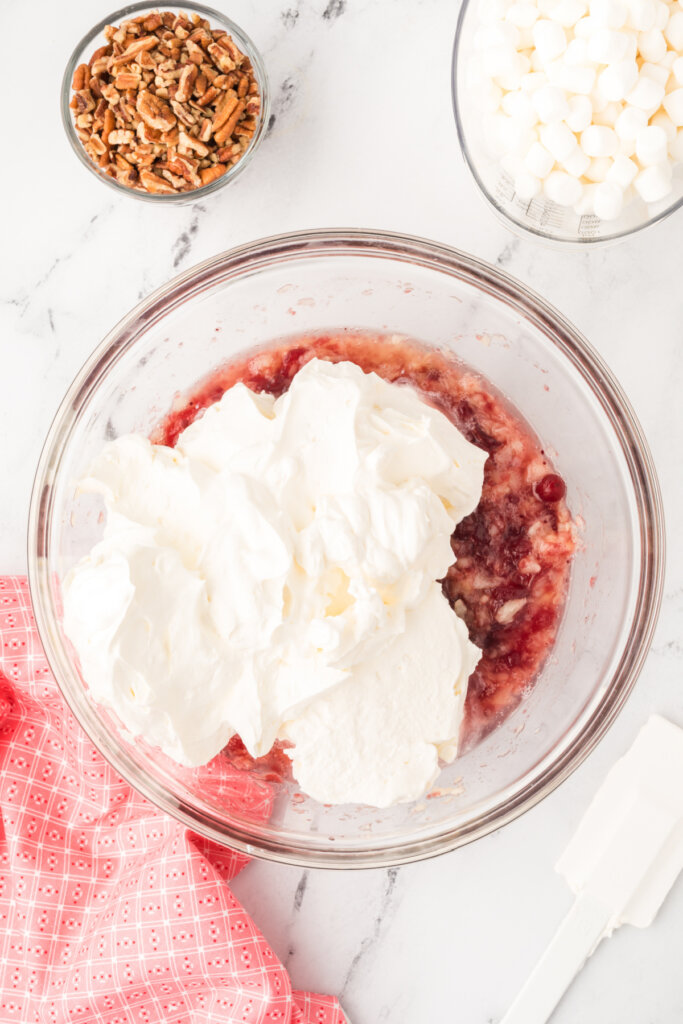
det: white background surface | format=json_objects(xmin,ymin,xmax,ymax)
[{"xmin": 2, "ymin": 0, "xmax": 682, "ymax": 1021}]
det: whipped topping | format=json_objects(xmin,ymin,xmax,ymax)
[{"xmin": 63, "ymin": 357, "xmax": 487, "ymax": 807}]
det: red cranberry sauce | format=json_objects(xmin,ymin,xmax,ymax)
[{"xmin": 154, "ymin": 332, "xmax": 576, "ymax": 745}]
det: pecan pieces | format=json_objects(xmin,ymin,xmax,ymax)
[{"xmin": 69, "ymin": 9, "xmax": 261, "ymax": 194}]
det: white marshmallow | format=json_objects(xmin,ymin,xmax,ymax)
[
  {"xmin": 597, "ymin": 59, "xmax": 639, "ymax": 100},
  {"xmin": 627, "ymin": 73, "xmax": 666, "ymax": 111},
  {"xmin": 626, "ymin": 0, "xmax": 658, "ymax": 31},
  {"xmin": 665, "ymin": 10, "xmax": 683, "ymax": 49},
  {"xmin": 615, "ymin": 105, "xmax": 648, "ymax": 139},
  {"xmin": 585, "ymin": 155, "xmax": 615, "ymax": 179},
  {"xmin": 541, "ymin": 120, "xmax": 579, "ymax": 159},
  {"xmin": 575, "ymin": 184, "xmax": 599, "ymax": 214},
  {"xmin": 593, "ymin": 180, "xmax": 625, "ymax": 217},
  {"xmin": 664, "ymin": 88, "xmax": 683, "ymax": 125},
  {"xmin": 562, "ymin": 143, "xmax": 592, "ymax": 174},
  {"xmin": 476, "ymin": 22, "xmax": 522, "ymax": 49},
  {"xmin": 532, "ymin": 83, "xmax": 571, "ymax": 120},
  {"xmin": 479, "ymin": 0, "xmax": 510, "ymax": 24},
  {"xmin": 497, "ymin": 54, "xmax": 532, "ymax": 92},
  {"xmin": 564, "ymin": 37, "xmax": 590, "ymax": 64},
  {"xmin": 670, "ymin": 127, "xmax": 683, "ymax": 161},
  {"xmin": 650, "ymin": 109, "xmax": 677, "ymax": 141},
  {"xmin": 591, "ymin": 0, "xmax": 629, "ymax": 28},
  {"xmin": 554, "ymin": 0, "xmax": 589, "ymax": 25},
  {"xmin": 640, "ymin": 60, "xmax": 671, "ymax": 86},
  {"xmin": 637, "ymin": 29, "xmax": 667, "ymax": 62},
  {"xmin": 501, "ymin": 153, "xmax": 526, "ymax": 177},
  {"xmin": 506, "ymin": 2, "xmax": 540, "ymax": 26},
  {"xmin": 533, "ymin": 19, "xmax": 568, "ymax": 60},
  {"xmin": 587, "ymin": 28, "xmax": 630, "ymax": 61},
  {"xmin": 672, "ymin": 55, "xmax": 683, "ymax": 87},
  {"xmin": 514, "ymin": 169, "xmax": 543, "ymax": 198},
  {"xmin": 607, "ymin": 152, "xmax": 640, "ymax": 184},
  {"xmin": 521, "ymin": 71, "xmax": 549, "ymax": 92},
  {"xmin": 654, "ymin": 1, "xmax": 669, "ymax": 31},
  {"xmin": 550, "ymin": 61, "xmax": 597, "ymax": 94},
  {"xmin": 581, "ymin": 124, "xmax": 619, "ymax": 155},
  {"xmin": 574, "ymin": 14, "xmax": 598, "ymax": 35},
  {"xmin": 635, "ymin": 124, "xmax": 669, "ymax": 163},
  {"xmin": 633, "ymin": 160, "xmax": 673, "ymax": 200},
  {"xmin": 617, "ymin": 136, "xmax": 637, "ymax": 155},
  {"xmin": 525, "ymin": 140, "xmax": 556, "ymax": 176},
  {"xmin": 593, "ymin": 101, "xmax": 623, "ymax": 125},
  {"xmin": 566, "ymin": 94, "xmax": 594, "ymax": 131},
  {"xmin": 501, "ymin": 89, "xmax": 538, "ymax": 125},
  {"xmin": 544, "ymin": 169, "xmax": 585, "ymax": 203}
]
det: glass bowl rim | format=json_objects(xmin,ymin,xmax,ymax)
[
  {"xmin": 60, "ymin": 0, "xmax": 270, "ymax": 205},
  {"xmin": 28, "ymin": 228, "xmax": 665, "ymax": 867},
  {"xmin": 451, "ymin": 0, "xmax": 683, "ymax": 247}
]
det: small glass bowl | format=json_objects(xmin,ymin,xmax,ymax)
[
  {"xmin": 452, "ymin": 0, "xmax": 683, "ymax": 245},
  {"xmin": 61, "ymin": 1, "xmax": 269, "ymax": 204},
  {"xmin": 29, "ymin": 230, "xmax": 664, "ymax": 867}
]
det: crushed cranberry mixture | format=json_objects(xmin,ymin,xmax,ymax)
[{"xmin": 155, "ymin": 332, "xmax": 576, "ymax": 750}]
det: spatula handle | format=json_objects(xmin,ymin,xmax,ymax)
[{"xmin": 500, "ymin": 891, "xmax": 612, "ymax": 1024}]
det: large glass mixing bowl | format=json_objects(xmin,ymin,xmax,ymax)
[{"xmin": 28, "ymin": 230, "xmax": 664, "ymax": 867}]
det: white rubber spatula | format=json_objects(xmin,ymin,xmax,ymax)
[{"xmin": 501, "ymin": 715, "xmax": 683, "ymax": 1024}]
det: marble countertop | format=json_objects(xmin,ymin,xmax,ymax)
[{"xmin": 2, "ymin": 0, "xmax": 682, "ymax": 1021}]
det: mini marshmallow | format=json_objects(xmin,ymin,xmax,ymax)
[
  {"xmin": 640, "ymin": 60, "xmax": 671, "ymax": 86},
  {"xmin": 497, "ymin": 54, "xmax": 532, "ymax": 91},
  {"xmin": 650, "ymin": 110, "xmax": 677, "ymax": 141},
  {"xmin": 587, "ymin": 28, "xmax": 630, "ymax": 61},
  {"xmin": 635, "ymin": 124, "xmax": 669, "ymax": 163},
  {"xmin": 544, "ymin": 169, "xmax": 585, "ymax": 203},
  {"xmin": 593, "ymin": 101, "xmax": 623, "ymax": 125},
  {"xmin": 566, "ymin": 94, "xmax": 594, "ymax": 131},
  {"xmin": 637, "ymin": 29, "xmax": 667, "ymax": 63},
  {"xmin": 665, "ymin": 10, "xmax": 683, "ymax": 49},
  {"xmin": 626, "ymin": 0, "xmax": 658, "ymax": 31},
  {"xmin": 672, "ymin": 55, "xmax": 683, "ymax": 87},
  {"xmin": 585, "ymin": 155, "xmax": 615, "ymax": 179},
  {"xmin": 541, "ymin": 121, "xmax": 579, "ymax": 159},
  {"xmin": 597, "ymin": 59, "xmax": 639, "ymax": 100},
  {"xmin": 533, "ymin": 19, "xmax": 568, "ymax": 60},
  {"xmin": 633, "ymin": 160, "xmax": 673, "ymax": 200},
  {"xmin": 501, "ymin": 89, "xmax": 538, "ymax": 125},
  {"xmin": 554, "ymin": 0, "xmax": 589, "ymax": 25},
  {"xmin": 627, "ymin": 73, "xmax": 666, "ymax": 111},
  {"xmin": 478, "ymin": 0, "xmax": 510, "ymax": 24},
  {"xmin": 663, "ymin": 88, "xmax": 683, "ymax": 125},
  {"xmin": 575, "ymin": 183, "xmax": 599, "ymax": 215},
  {"xmin": 506, "ymin": 2, "xmax": 541, "ymax": 26},
  {"xmin": 514, "ymin": 169, "xmax": 543, "ymax": 198},
  {"xmin": 593, "ymin": 181, "xmax": 625, "ymax": 218},
  {"xmin": 532, "ymin": 83, "xmax": 571, "ymax": 120},
  {"xmin": 591, "ymin": 0, "xmax": 629, "ymax": 28},
  {"xmin": 562, "ymin": 143, "xmax": 592, "ymax": 175},
  {"xmin": 476, "ymin": 22, "xmax": 522, "ymax": 48},
  {"xmin": 548, "ymin": 61, "xmax": 597, "ymax": 94},
  {"xmin": 574, "ymin": 15, "xmax": 598, "ymax": 36},
  {"xmin": 520, "ymin": 71, "xmax": 549, "ymax": 92},
  {"xmin": 654, "ymin": 1, "xmax": 669, "ymax": 31},
  {"xmin": 564, "ymin": 37, "xmax": 590, "ymax": 64},
  {"xmin": 581, "ymin": 124, "xmax": 619, "ymax": 155},
  {"xmin": 615, "ymin": 105, "xmax": 648, "ymax": 139},
  {"xmin": 525, "ymin": 140, "xmax": 556, "ymax": 176},
  {"xmin": 670, "ymin": 127, "xmax": 683, "ymax": 161},
  {"xmin": 607, "ymin": 152, "xmax": 639, "ymax": 184},
  {"xmin": 483, "ymin": 46, "xmax": 523, "ymax": 81}
]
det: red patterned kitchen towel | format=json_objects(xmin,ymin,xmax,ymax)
[{"xmin": 0, "ymin": 577, "xmax": 345, "ymax": 1024}]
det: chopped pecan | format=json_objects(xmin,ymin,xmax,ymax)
[
  {"xmin": 207, "ymin": 42, "xmax": 236, "ymax": 72},
  {"xmin": 108, "ymin": 129, "xmax": 134, "ymax": 145},
  {"xmin": 175, "ymin": 64, "xmax": 197, "ymax": 103},
  {"xmin": 170, "ymin": 98, "xmax": 195, "ymax": 126},
  {"xmin": 142, "ymin": 12, "xmax": 163, "ymax": 31},
  {"xmin": 196, "ymin": 85, "xmax": 218, "ymax": 107},
  {"xmin": 214, "ymin": 99, "xmax": 246, "ymax": 145},
  {"xmin": 111, "ymin": 36, "xmax": 159, "ymax": 66},
  {"xmin": 72, "ymin": 63, "xmax": 89, "ymax": 91},
  {"xmin": 136, "ymin": 89, "xmax": 176, "ymax": 131},
  {"xmin": 73, "ymin": 89, "xmax": 96, "ymax": 113},
  {"xmin": 212, "ymin": 89, "xmax": 238, "ymax": 131},
  {"xmin": 115, "ymin": 71, "xmax": 140, "ymax": 89},
  {"xmin": 140, "ymin": 169, "xmax": 177, "ymax": 193},
  {"xmin": 178, "ymin": 129, "xmax": 209, "ymax": 157},
  {"xmin": 200, "ymin": 163, "xmax": 227, "ymax": 185}
]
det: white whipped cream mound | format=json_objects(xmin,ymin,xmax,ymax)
[{"xmin": 63, "ymin": 357, "xmax": 487, "ymax": 807}]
